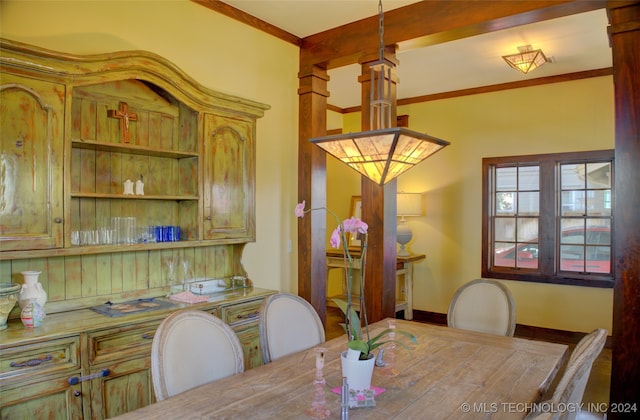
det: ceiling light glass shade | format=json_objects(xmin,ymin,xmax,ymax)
[
  {"xmin": 310, "ymin": 127, "xmax": 450, "ymax": 185},
  {"xmin": 502, "ymin": 45, "xmax": 549, "ymax": 74}
]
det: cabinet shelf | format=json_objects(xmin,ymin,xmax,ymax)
[
  {"xmin": 0, "ymin": 238, "xmax": 249, "ymax": 261},
  {"xmin": 71, "ymin": 192, "xmax": 199, "ymax": 201},
  {"xmin": 71, "ymin": 138, "xmax": 198, "ymax": 159}
]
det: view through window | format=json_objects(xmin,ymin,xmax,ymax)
[{"xmin": 482, "ymin": 150, "xmax": 614, "ymax": 287}]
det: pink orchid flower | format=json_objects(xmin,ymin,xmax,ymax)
[{"xmin": 296, "ymin": 201, "xmax": 368, "ymax": 249}]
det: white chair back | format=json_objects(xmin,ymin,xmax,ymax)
[
  {"xmin": 447, "ymin": 278, "xmax": 516, "ymax": 336},
  {"xmin": 551, "ymin": 328, "xmax": 607, "ymax": 420},
  {"xmin": 525, "ymin": 329, "xmax": 607, "ymax": 420},
  {"xmin": 151, "ymin": 310, "xmax": 244, "ymax": 401},
  {"xmin": 259, "ymin": 293, "xmax": 325, "ymax": 364}
]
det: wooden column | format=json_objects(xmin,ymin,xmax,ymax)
[
  {"xmin": 608, "ymin": 0, "xmax": 640, "ymax": 413},
  {"xmin": 297, "ymin": 64, "xmax": 330, "ymax": 324},
  {"xmin": 359, "ymin": 49, "xmax": 399, "ymax": 323}
]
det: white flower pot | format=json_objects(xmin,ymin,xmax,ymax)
[{"xmin": 340, "ymin": 350, "xmax": 376, "ymax": 392}]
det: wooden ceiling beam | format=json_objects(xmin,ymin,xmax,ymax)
[
  {"xmin": 301, "ymin": 0, "xmax": 606, "ymax": 69},
  {"xmin": 193, "ymin": 0, "xmax": 302, "ymax": 46}
]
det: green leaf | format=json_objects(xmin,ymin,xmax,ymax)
[
  {"xmin": 347, "ymin": 339, "xmax": 369, "ymax": 355},
  {"xmin": 332, "ymin": 298, "xmax": 362, "ymax": 341},
  {"xmin": 365, "ymin": 328, "xmax": 417, "ymax": 354}
]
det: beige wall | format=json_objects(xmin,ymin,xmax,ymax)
[
  {"xmin": 0, "ymin": 0, "xmax": 300, "ymax": 294},
  {"xmin": 341, "ymin": 77, "xmax": 614, "ymax": 333}
]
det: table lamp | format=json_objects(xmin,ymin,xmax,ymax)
[{"xmin": 397, "ymin": 193, "xmax": 423, "ymax": 256}]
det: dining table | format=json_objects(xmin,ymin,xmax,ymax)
[{"xmin": 114, "ymin": 319, "xmax": 568, "ymax": 419}]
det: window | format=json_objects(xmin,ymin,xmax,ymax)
[{"xmin": 482, "ymin": 150, "xmax": 614, "ymax": 287}]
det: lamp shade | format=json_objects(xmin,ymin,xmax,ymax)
[
  {"xmin": 310, "ymin": 127, "xmax": 449, "ymax": 185},
  {"xmin": 397, "ymin": 193, "xmax": 423, "ymax": 217}
]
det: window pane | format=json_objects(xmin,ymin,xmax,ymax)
[
  {"xmin": 586, "ymin": 246, "xmax": 611, "ymax": 273},
  {"xmin": 494, "ymin": 218, "xmax": 515, "ymax": 242},
  {"xmin": 586, "ymin": 190, "xmax": 611, "ymax": 216},
  {"xmin": 518, "ymin": 166, "xmax": 539, "ymax": 190},
  {"xmin": 496, "ymin": 167, "xmax": 516, "ymax": 191},
  {"xmin": 586, "ymin": 219, "xmax": 611, "ymax": 245},
  {"xmin": 561, "ymin": 191, "xmax": 585, "ymax": 216},
  {"xmin": 494, "ymin": 242, "xmax": 515, "ymax": 268},
  {"xmin": 496, "ymin": 192, "xmax": 515, "ymax": 215},
  {"xmin": 560, "ymin": 219, "xmax": 586, "ymax": 243},
  {"xmin": 586, "ymin": 162, "xmax": 611, "ymax": 188},
  {"xmin": 560, "ymin": 245, "xmax": 585, "ymax": 272},
  {"xmin": 495, "ymin": 242, "xmax": 539, "ymax": 269},
  {"xmin": 518, "ymin": 191, "xmax": 539, "ymax": 215},
  {"xmin": 561, "ymin": 163, "xmax": 585, "ymax": 189},
  {"xmin": 517, "ymin": 218, "xmax": 538, "ymax": 242},
  {"xmin": 515, "ymin": 243, "xmax": 539, "ymax": 269}
]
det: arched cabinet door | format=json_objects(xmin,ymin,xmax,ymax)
[
  {"xmin": 202, "ymin": 113, "xmax": 256, "ymax": 240},
  {"xmin": 0, "ymin": 75, "xmax": 64, "ymax": 251}
]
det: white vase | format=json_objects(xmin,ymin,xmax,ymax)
[
  {"xmin": 340, "ymin": 350, "xmax": 376, "ymax": 392},
  {"xmin": 18, "ymin": 271, "xmax": 47, "ymax": 311}
]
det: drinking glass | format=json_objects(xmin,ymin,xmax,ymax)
[
  {"xmin": 182, "ymin": 259, "xmax": 192, "ymax": 292},
  {"xmin": 166, "ymin": 258, "xmax": 180, "ymax": 295},
  {"xmin": 71, "ymin": 230, "xmax": 80, "ymax": 246},
  {"xmin": 124, "ymin": 217, "xmax": 136, "ymax": 244}
]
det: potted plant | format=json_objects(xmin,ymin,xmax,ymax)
[{"xmin": 295, "ymin": 200, "xmax": 416, "ymax": 391}]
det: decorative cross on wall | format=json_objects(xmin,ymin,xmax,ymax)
[{"xmin": 107, "ymin": 102, "xmax": 138, "ymax": 144}]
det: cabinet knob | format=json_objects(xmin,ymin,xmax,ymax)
[
  {"xmin": 73, "ymin": 390, "xmax": 82, "ymax": 397},
  {"xmin": 206, "ymin": 216, "xmax": 212, "ymax": 220},
  {"xmin": 55, "ymin": 217, "xmax": 63, "ymax": 223}
]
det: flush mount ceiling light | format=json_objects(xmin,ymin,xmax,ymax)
[
  {"xmin": 502, "ymin": 45, "xmax": 549, "ymax": 74},
  {"xmin": 309, "ymin": 0, "xmax": 450, "ymax": 185}
]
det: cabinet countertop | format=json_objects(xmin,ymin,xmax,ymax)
[{"xmin": 0, "ymin": 287, "xmax": 276, "ymax": 348}]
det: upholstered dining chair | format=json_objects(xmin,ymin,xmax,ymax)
[
  {"xmin": 526, "ymin": 328, "xmax": 607, "ymax": 420},
  {"xmin": 151, "ymin": 309, "xmax": 244, "ymax": 401},
  {"xmin": 447, "ymin": 278, "xmax": 516, "ymax": 336},
  {"xmin": 259, "ymin": 292, "xmax": 325, "ymax": 364}
]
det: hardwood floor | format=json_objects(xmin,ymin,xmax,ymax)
[{"xmin": 324, "ymin": 307, "xmax": 611, "ymax": 416}]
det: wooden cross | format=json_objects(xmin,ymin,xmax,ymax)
[{"xmin": 107, "ymin": 102, "xmax": 137, "ymax": 144}]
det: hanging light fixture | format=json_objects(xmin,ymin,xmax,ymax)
[
  {"xmin": 309, "ymin": 0, "xmax": 450, "ymax": 185},
  {"xmin": 502, "ymin": 45, "xmax": 549, "ymax": 74}
]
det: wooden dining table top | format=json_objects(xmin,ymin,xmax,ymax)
[{"xmin": 114, "ymin": 319, "xmax": 568, "ymax": 419}]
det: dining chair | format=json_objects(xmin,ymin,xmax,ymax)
[
  {"xmin": 525, "ymin": 328, "xmax": 608, "ymax": 420},
  {"xmin": 151, "ymin": 309, "xmax": 244, "ymax": 401},
  {"xmin": 447, "ymin": 278, "xmax": 516, "ymax": 336},
  {"xmin": 259, "ymin": 292, "xmax": 325, "ymax": 364}
]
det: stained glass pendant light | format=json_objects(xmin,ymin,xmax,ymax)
[{"xmin": 309, "ymin": 0, "xmax": 450, "ymax": 185}]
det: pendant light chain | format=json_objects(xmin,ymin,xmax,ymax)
[
  {"xmin": 378, "ymin": 0, "xmax": 385, "ymax": 62},
  {"xmin": 370, "ymin": 0, "xmax": 392, "ymax": 131}
]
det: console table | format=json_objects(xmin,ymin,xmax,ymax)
[{"xmin": 326, "ymin": 251, "xmax": 425, "ymax": 320}]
